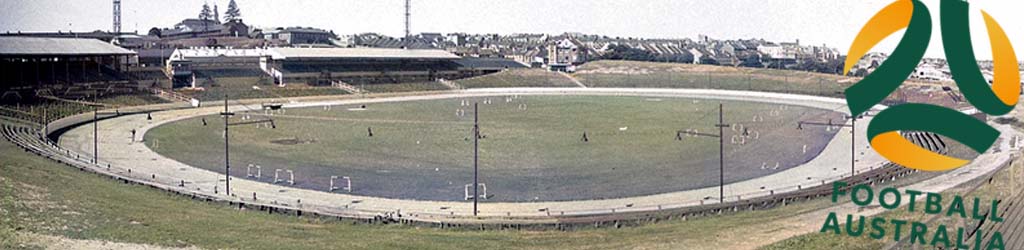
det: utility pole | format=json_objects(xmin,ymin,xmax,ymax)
[
  {"xmin": 679, "ymin": 103, "xmax": 730, "ymax": 203},
  {"xmin": 716, "ymin": 104, "xmax": 728, "ymax": 203},
  {"xmin": 220, "ymin": 94, "xmax": 276, "ymax": 196},
  {"xmin": 798, "ymin": 115, "xmax": 858, "ymax": 176},
  {"xmin": 222, "ymin": 97, "xmax": 231, "ymax": 195},
  {"xmin": 472, "ymin": 102, "xmax": 479, "ymax": 216}
]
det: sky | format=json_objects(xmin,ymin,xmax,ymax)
[{"xmin": 1, "ymin": 0, "xmax": 1021, "ymax": 60}]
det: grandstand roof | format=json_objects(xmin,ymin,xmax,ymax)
[
  {"xmin": 268, "ymin": 47, "xmax": 459, "ymax": 60},
  {"xmin": 456, "ymin": 57, "xmax": 528, "ymax": 69},
  {"xmin": 0, "ymin": 37, "xmax": 136, "ymax": 56},
  {"xmin": 169, "ymin": 48, "xmax": 270, "ymax": 61}
]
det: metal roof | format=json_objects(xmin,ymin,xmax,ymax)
[
  {"xmin": 455, "ymin": 57, "xmax": 528, "ymax": 69},
  {"xmin": 169, "ymin": 48, "xmax": 270, "ymax": 61},
  {"xmin": 268, "ymin": 47, "xmax": 459, "ymax": 60},
  {"xmin": 0, "ymin": 37, "xmax": 136, "ymax": 56}
]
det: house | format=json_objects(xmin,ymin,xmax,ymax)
[
  {"xmin": 111, "ymin": 34, "xmax": 160, "ymax": 49},
  {"xmin": 446, "ymin": 33, "xmax": 467, "ymax": 46},
  {"xmin": 911, "ymin": 63, "xmax": 950, "ymax": 82},
  {"xmin": 263, "ymin": 27, "xmax": 333, "ymax": 45},
  {"xmin": 418, "ymin": 33, "xmax": 445, "ymax": 44},
  {"xmin": 688, "ymin": 48, "xmax": 706, "ymax": 65},
  {"xmin": 546, "ymin": 38, "xmax": 588, "ymax": 72},
  {"xmin": 758, "ymin": 44, "xmax": 798, "ymax": 68},
  {"xmin": 757, "ymin": 44, "xmax": 794, "ymax": 60},
  {"xmin": 150, "ymin": 19, "xmax": 249, "ymax": 39}
]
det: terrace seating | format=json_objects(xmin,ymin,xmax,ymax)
[
  {"xmin": 975, "ymin": 193, "xmax": 1024, "ymax": 249},
  {"xmin": 900, "ymin": 131, "xmax": 947, "ymax": 154},
  {"xmin": 280, "ymin": 62, "xmax": 459, "ymax": 74},
  {"xmin": 193, "ymin": 68, "xmax": 265, "ymax": 78},
  {"xmin": 0, "ymin": 101, "xmax": 93, "ymax": 124}
]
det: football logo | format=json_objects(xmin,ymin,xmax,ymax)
[{"xmin": 844, "ymin": 0, "xmax": 1019, "ymax": 171}]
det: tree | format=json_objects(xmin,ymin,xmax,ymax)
[
  {"xmin": 199, "ymin": 3, "xmax": 213, "ymax": 21},
  {"xmin": 225, "ymin": 0, "xmax": 242, "ymax": 22}
]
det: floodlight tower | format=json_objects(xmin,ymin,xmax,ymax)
[
  {"xmin": 404, "ymin": 0, "xmax": 411, "ymax": 38},
  {"xmin": 113, "ymin": 0, "xmax": 122, "ymax": 34}
]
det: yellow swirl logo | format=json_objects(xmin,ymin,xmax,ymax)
[{"xmin": 845, "ymin": 0, "xmax": 1020, "ymax": 171}]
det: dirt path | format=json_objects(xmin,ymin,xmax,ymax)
[{"xmin": 559, "ymin": 72, "xmax": 587, "ymax": 88}]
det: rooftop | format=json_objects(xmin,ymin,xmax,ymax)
[
  {"xmin": 455, "ymin": 57, "xmax": 528, "ymax": 69},
  {"xmin": 268, "ymin": 47, "xmax": 459, "ymax": 60},
  {"xmin": 0, "ymin": 37, "xmax": 136, "ymax": 56},
  {"xmin": 169, "ymin": 48, "xmax": 270, "ymax": 61}
]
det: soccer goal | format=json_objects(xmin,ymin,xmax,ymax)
[
  {"xmin": 246, "ymin": 164, "xmax": 262, "ymax": 179},
  {"xmin": 330, "ymin": 176, "xmax": 352, "ymax": 192},
  {"xmin": 274, "ymin": 169, "xmax": 295, "ymax": 185},
  {"xmin": 464, "ymin": 183, "xmax": 488, "ymax": 200},
  {"xmin": 730, "ymin": 135, "xmax": 746, "ymax": 145}
]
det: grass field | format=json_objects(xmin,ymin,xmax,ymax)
[
  {"xmin": 455, "ymin": 69, "xmax": 580, "ymax": 88},
  {"xmin": 360, "ymin": 81, "xmax": 453, "ymax": 93},
  {"xmin": 6, "ymin": 127, "xmax": 969, "ymax": 249},
  {"xmin": 146, "ymin": 95, "xmax": 841, "ymax": 202},
  {"xmin": 574, "ymin": 60, "xmax": 854, "ymax": 97},
  {"xmin": 1, "ymin": 131, "xmax": 865, "ymax": 249}
]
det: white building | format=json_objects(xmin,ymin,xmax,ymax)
[{"xmin": 910, "ymin": 63, "xmax": 951, "ymax": 82}]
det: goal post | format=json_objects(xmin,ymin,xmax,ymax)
[
  {"xmin": 464, "ymin": 183, "xmax": 487, "ymax": 200},
  {"xmin": 330, "ymin": 176, "xmax": 352, "ymax": 192}
]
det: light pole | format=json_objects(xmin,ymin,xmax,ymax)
[
  {"xmin": 220, "ymin": 94, "xmax": 276, "ymax": 196},
  {"xmin": 91, "ymin": 104, "xmax": 121, "ymax": 164},
  {"xmin": 472, "ymin": 102, "xmax": 480, "ymax": 216},
  {"xmin": 42, "ymin": 108, "xmax": 47, "ymax": 138},
  {"xmin": 798, "ymin": 115, "xmax": 859, "ymax": 176},
  {"xmin": 679, "ymin": 103, "xmax": 730, "ymax": 203}
]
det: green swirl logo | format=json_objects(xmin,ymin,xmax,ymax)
[{"xmin": 845, "ymin": 0, "xmax": 1020, "ymax": 171}]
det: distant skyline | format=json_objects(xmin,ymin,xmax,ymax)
[{"xmin": 1, "ymin": 0, "xmax": 1022, "ymax": 60}]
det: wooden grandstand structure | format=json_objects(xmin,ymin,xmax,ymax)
[
  {"xmin": 0, "ymin": 37, "xmax": 139, "ymax": 102},
  {"xmin": 261, "ymin": 47, "xmax": 472, "ymax": 86}
]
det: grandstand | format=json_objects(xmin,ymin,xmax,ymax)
[
  {"xmin": 0, "ymin": 37, "xmax": 138, "ymax": 102},
  {"xmin": 455, "ymin": 57, "xmax": 528, "ymax": 75},
  {"xmin": 261, "ymin": 47, "xmax": 469, "ymax": 86},
  {"xmin": 166, "ymin": 48, "xmax": 270, "ymax": 88},
  {"xmin": 976, "ymin": 192, "xmax": 1024, "ymax": 249}
]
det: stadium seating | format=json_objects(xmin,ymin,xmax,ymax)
[
  {"xmin": 969, "ymin": 193, "xmax": 1024, "ymax": 249},
  {"xmin": 900, "ymin": 131, "xmax": 947, "ymax": 154},
  {"xmin": 280, "ymin": 62, "xmax": 459, "ymax": 74}
]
